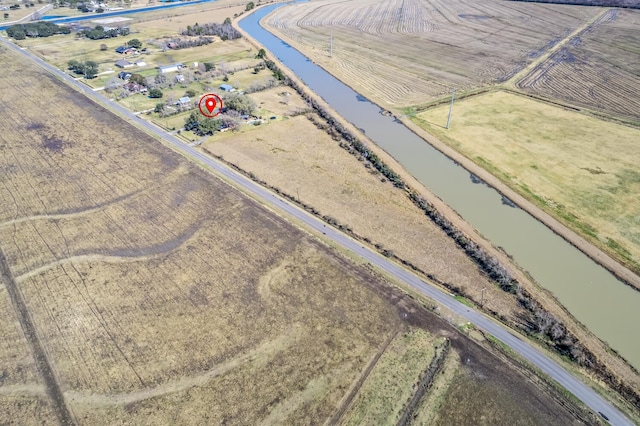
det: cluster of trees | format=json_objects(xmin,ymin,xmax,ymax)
[
  {"xmin": 264, "ymin": 60, "xmax": 285, "ymax": 81},
  {"xmin": 244, "ymin": 76, "xmax": 279, "ymax": 94},
  {"xmin": 127, "ymin": 38, "xmax": 142, "ymax": 48},
  {"xmin": 185, "ymin": 112, "xmax": 244, "ymax": 136},
  {"xmin": 223, "ymin": 92, "xmax": 256, "ymax": 115},
  {"xmin": 180, "ymin": 22, "xmax": 241, "ymax": 40},
  {"xmin": 253, "ymin": 61, "xmax": 266, "ymax": 74},
  {"xmin": 67, "ymin": 59, "xmax": 98, "ymax": 79},
  {"xmin": 184, "ymin": 112, "xmax": 222, "ymax": 136},
  {"xmin": 79, "ymin": 25, "xmax": 130, "ymax": 40},
  {"xmin": 163, "ymin": 36, "xmax": 213, "ymax": 50},
  {"xmin": 6, "ymin": 22, "xmax": 70, "ymax": 39},
  {"xmin": 245, "ymin": 1, "xmax": 255, "ymax": 10},
  {"xmin": 148, "ymin": 88, "xmax": 163, "ymax": 98},
  {"xmin": 183, "ymin": 93, "xmax": 254, "ymax": 135}
]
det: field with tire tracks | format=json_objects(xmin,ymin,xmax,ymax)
[
  {"xmin": 516, "ymin": 8, "xmax": 640, "ymax": 122},
  {"xmin": 265, "ymin": 0, "xmax": 598, "ymax": 107}
]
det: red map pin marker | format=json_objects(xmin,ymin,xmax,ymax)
[
  {"xmin": 206, "ymin": 98, "xmax": 216, "ymax": 113},
  {"xmin": 198, "ymin": 94, "xmax": 223, "ymax": 118}
]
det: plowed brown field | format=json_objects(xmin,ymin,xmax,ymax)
[
  {"xmin": 517, "ymin": 8, "xmax": 640, "ymax": 122},
  {"xmin": 264, "ymin": 0, "xmax": 598, "ymax": 107}
]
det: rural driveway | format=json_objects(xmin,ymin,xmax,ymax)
[{"xmin": 0, "ymin": 37, "xmax": 634, "ymax": 426}]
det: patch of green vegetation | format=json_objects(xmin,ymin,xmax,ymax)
[
  {"xmin": 454, "ymin": 295, "xmax": 474, "ymax": 308},
  {"xmin": 606, "ymin": 238, "xmax": 634, "ymax": 263},
  {"xmin": 401, "ymin": 106, "xmax": 418, "ymax": 117},
  {"xmin": 473, "ymin": 156, "xmax": 512, "ymax": 182},
  {"xmin": 484, "ymin": 333, "xmax": 513, "ymax": 355}
]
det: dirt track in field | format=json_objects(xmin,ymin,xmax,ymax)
[{"xmin": 0, "ymin": 249, "xmax": 74, "ymax": 425}]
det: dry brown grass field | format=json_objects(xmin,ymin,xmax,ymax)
[
  {"xmin": 204, "ymin": 106, "xmax": 524, "ymax": 324},
  {"xmin": 0, "ymin": 39, "xmax": 592, "ymax": 424},
  {"xmin": 415, "ymin": 91, "xmax": 640, "ymax": 279},
  {"xmin": 264, "ymin": 0, "xmax": 599, "ymax": 108},
  {"xmin": 0, "ymin": 281, "xmax": 60, "ymax": 424},
  {"xmin": 204, "ymin": 83, "xmax": 640, "ymax": 414},
  {"xmin": 517, "ymin": 8, "xmax": 640, "ymax": 122},
  {"xmin": 131, "ymin": 0, "xmax": 248, "ymax": 32},
  {"xmin": 0, "ymin": 44, "xmax": 399, "ymax": 424}
]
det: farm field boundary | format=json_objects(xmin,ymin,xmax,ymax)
[{"xmin": 412, "ymin": 90, "xmax": 640, "ymax": 288}]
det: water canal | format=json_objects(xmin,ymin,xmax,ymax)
[{"xmin": 239, "ymin": 3, "xmax": 640, "ymax": 369}]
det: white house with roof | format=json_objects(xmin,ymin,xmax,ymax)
[
  {"xmin": 158, "ymin": 63, "xmax": 183, "ymax": 74},
  {"xmin": 115, "ymin": 59, "xmax": 134, "ymax": 68},
  {"xmin": 176, "ymin": 96, "xmax": 191, "ymax": 107}
]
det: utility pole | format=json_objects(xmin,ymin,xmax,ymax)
[
  {"xmin": 330, "ymin": 29, "xmax": 333, "ymax": 58},
  {"xmin": 446, "ymin": 88, "xmax": 456, "ymax": 129}
]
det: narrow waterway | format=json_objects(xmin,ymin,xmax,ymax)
[
  {"xmin": 240, "ymin": 4, "xmax": 640, "ymax": 369},
  {"xmin": 0, "ymin": 0, "xmax": 213, "ymax": 31}
]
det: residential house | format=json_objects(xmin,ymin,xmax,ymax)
[
  {"xmin": 115, "ymin": 46, "xmax": 136, "ymax": 55},
  {"xmin": 117, "ymin": 71, "xmax": 132, "ymax": 80},
  {"xmin": 115, "ymin": 59, "xmax": 133, "ymax": 68},
  {"xmin": 176, "ymin": 96, "xmax": 191, "ymax": 107},
  {"xmin": 175, "ymin": 74, "xmax": 185, "ymax": 83}
]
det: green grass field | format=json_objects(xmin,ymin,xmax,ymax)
[{"xmin": 414, "ymin": 91, "xmax": 640, "ymax": 275}]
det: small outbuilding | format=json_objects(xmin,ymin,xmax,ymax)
[
  {"xmin": 158, "ymin": 63, "xmax": 183, "ymax": 74},
  {"xmin": 115, "ymin": 59, "xmax": 133, "ymax": 68},
  {"xmin": 219, "ymin": 83, "xmax": 234, "ymax": 92}
]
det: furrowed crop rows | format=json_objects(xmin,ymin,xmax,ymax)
[
  {"xmin": 517, "ymin": 8, "xmax": 640, "ymax": 121},
  {"xmin": 265, "ymin": 0, "xmax": 598, "ymax": 107}
]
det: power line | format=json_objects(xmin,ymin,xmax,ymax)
[{"xmin": 446, "ymin": 88, "xmax": 456, "ymax": 129}]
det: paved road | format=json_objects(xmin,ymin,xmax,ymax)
[{"xmin": 0, "ymin": 37, "xmax": 634, "ymax": 426}]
